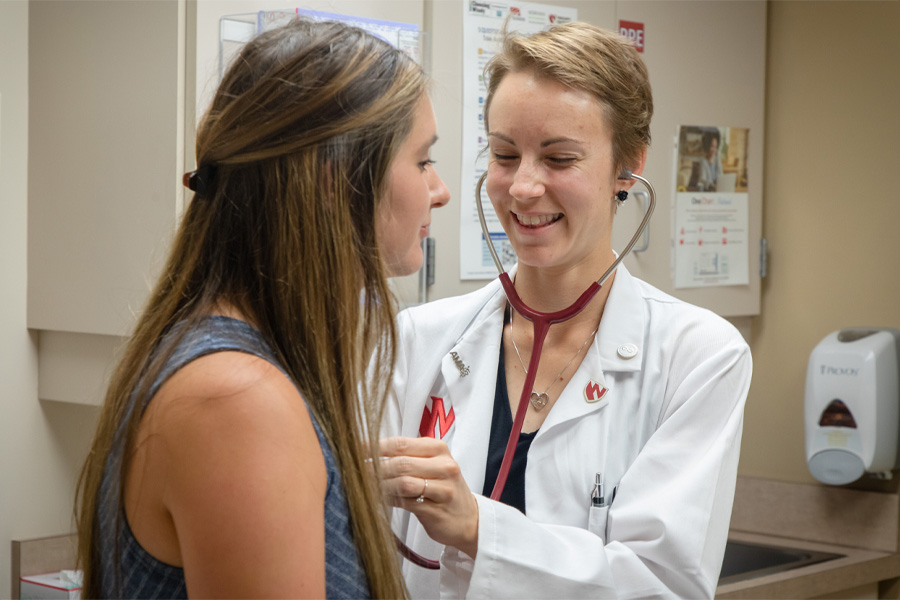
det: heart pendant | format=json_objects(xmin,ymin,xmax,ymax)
[{"xmin": 530, "ymin": 392, "xmax": 549, "ymax": 410}]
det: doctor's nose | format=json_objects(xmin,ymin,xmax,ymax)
[{"xmin": 509, "ymin": 163, "xmax": 545, "ymax": 201}]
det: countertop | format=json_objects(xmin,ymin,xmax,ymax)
[
  {"xmin": 716, "ymin": 477, "xmax": 900, "ymax": 599},
  {"xmin": 716, "ymin": 531, "xmax": 900, "ymax": 598}
]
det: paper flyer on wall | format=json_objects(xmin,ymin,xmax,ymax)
[
  {"xmin": 672, "ymin": 125, "xmax": 750, "ymax": 288},
  {"xmin": 220, "ymin": 10, "xmax": 420, "ymax": 81},
  {"xmin": 459, "ymin": 1, "xmax": 577, "ymax": 280},
  {"xmin": 291, "ymin": 9, "xmax": 419, "ymax": 60}
]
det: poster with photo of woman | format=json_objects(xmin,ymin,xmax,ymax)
[
  {"xmin": 676, "ymin": 125, "xmax": 748, "ymax": 193},
  {"xmin": 673, "ymin": 125, "xmax": 750, "ymax": 288}
]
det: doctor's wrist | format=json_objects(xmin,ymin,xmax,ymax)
[{"xmin": 455, "ymin": 493, "xmax": 480, "ymax": 558}]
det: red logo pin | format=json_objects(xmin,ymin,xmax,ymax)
[
  {"xmin": 419, "ymin": 396, "xmax": 456, "ymax": 439},
  {"xmin": 584, "ymin": 381, "xmax": 608, "ymax": 404}
]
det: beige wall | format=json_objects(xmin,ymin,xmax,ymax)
[
  {"xmin": 0, "ymin": 1, "xmax": 99, "ymax": 595},
  {"xmin": 740, "ymin": 1, "xmax": 900, "ymax": 483}
]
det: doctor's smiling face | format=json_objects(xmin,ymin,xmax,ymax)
[
  {"xmin": 378, "ymin": 95, "xmax": 450, "ymax": 277},
  {"xmin": 486, "ymin": 70, "xmax": 620, "ymax": 273}
]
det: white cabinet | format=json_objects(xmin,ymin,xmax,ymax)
[
  {"xmin": 610, "ymin": 0, "xmax": 766, "ymax": 318},
  {"xmin": 28, "ymin": 0, "xmax": 192, "ymax": 404}
]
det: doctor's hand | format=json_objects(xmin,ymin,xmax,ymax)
[{"xmin": 379, "ymin": 436, "xmax": 479, "ymax": 558}]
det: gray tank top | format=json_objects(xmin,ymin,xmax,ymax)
[{"xmin": 96, "ymin": 316, "xmax": 370, "ymax": 598}]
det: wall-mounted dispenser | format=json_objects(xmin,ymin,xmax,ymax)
[{"xmin": 805, "ymin": 327, "xmax": 900, "ymax": 485}]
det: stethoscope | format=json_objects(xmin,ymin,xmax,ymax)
[{"xmin": 398, "ymin": 169, "xmax": 656, "ymax": 569}]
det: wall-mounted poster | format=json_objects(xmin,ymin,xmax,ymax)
[
  {"xmin": 458, "ymin": 1, "xmax": 577, "ymax": 280},
  {"xmin": 672, "ymin": 125, "xmax": 750, "ymax": 288}
]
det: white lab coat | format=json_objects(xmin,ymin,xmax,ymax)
[{"xmin": 386, "ymin": 264, "xmax": 752, "ymax": 599}]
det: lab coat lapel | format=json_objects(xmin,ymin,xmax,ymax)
[
  {"xmin": 593, "ymin": 264, "xmax": 645, "ymax": 372},
  {"xmin": 440, "ymin": 286, "xmax": 507, "ymax": 495},
  {"xmin": 538, "ymin": 344, "xmax": 612, "ymax": 434},
  {"xmin": 538, "ymin": 265, "xmax": 646, "ymax": 434}
]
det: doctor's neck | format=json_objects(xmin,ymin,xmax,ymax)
[{"xmin": 513, "ymin": 261, "xmax": 615, "ymax": 321}]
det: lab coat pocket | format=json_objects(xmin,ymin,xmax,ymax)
[{"xmin": 587, "ymin": 505, "xmax": 610, "ymax": 544}]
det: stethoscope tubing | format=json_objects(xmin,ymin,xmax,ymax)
[
  {"xmin": 490, "ymin": 273, "xmax": 601, "ymax": 499},
  {"xmin": 397, "ymin": 170, "xmax": 656, "ymax": 569}
]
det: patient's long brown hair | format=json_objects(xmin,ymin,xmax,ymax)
[{"xmin": 75, "ymin": 18, "xmax": 422, "ymax": 598}]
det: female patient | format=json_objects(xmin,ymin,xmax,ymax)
[{"xmin": 75, "ymin": 18, "xmax": 448, "ymax": 598}]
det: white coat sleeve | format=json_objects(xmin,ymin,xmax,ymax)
[
  {"xmin": 383, "ymin": 310, "xmax": 428, "ymax": 440},
  {"xmin": 382, "ymin": 323, "xmax": 407, "ymax": 438},
  {"xmin": 442, "ymin": 327, "xmax": 752, "ymax": 599}
]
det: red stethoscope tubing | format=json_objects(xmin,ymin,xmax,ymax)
[
  {"xmin": 394, "ymin": 278, "xmax": 600, "ymax": 569},
  {"xmin": 396, "ymin": 170, "xmax": 655, "ymax": 570},
  {"xmin": 490, "ymin": 274, "xmax": 601, "ymax": 500}
]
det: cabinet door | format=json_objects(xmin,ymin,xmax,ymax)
[
  {"xmin": 610, "ymin": 0, "xmax": 766, "ymax": 317},
  {"xmin": 28, "ymin": 0, "xmax": 188, "ymax": 336},
  {"xmin": 28, "ymin": 0, "xmax": 190, "ymax": 404}
]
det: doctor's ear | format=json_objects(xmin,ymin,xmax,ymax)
[{"xmin": 616, "ymin": 149, "xmax": 648, "ymax": 192}]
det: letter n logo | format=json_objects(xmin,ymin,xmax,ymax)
[
  {"xmin": 584, "ymin": 380, "xmax": 608, "ymax": 404},
  {"xmin": 419, "ymin": 396, "xmax": 455, "ymax": 439}
]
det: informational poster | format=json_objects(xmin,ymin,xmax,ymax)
[
  {"xmin": 672, "ymin": 125, "xmax": 750, "ymax": 288},
  {"xmin": 459, "ymin": 1, "xmax": 577, "ymax": 279},
  {"xmin": 291, "ymin": 9, "xmax": 420, "ymax": 61},
  {"xmin": 220, "ymin": 9, "xmax": 420, "ymax": 79}
]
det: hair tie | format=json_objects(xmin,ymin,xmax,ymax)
[{"xmin": 182, "ymin": 164, "xmax": 217, "ymax": 197}]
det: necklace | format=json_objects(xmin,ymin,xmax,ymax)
[{"xmin": 509, "ymin": 309, "xmax": 598, "ymax": 410}]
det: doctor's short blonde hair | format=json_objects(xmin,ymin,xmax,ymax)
[{"xmin": 483, "ymin": 21, "xmax": 653, "ymax": 174}]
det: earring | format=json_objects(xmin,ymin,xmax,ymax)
[{"xmin": 616, "ymin": 190, "xmax": 628, "ymax": 202}]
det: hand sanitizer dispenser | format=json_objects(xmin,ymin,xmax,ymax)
[{"xmin": 806, "ymin": 327, "xmax": 900, "ymax": 485}]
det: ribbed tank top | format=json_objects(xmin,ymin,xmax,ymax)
[{"xmin": 95, "ymin": 316, "xmax": 370, "ymax": 598}]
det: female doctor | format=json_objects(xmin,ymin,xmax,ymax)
[{"xmin": 380, "ymin": 22, "xmax": 752, "ymax": 599}]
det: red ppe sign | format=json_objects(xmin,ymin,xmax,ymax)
[{"xmin": 619, "ymin": 20, "xmax": 645, "ymax": 53}]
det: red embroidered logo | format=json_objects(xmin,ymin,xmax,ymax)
[
  {"xmin": 584, "ymin": 381, "xmax": 608, "ymax": 404},
  {"xmin": 419, "ymin": 396, "xmax": 455, "ymax": 439}
]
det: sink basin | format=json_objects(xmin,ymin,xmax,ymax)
[{"xmin": 718, "ymin": 540, "xmax": 845, "ymax": 585}]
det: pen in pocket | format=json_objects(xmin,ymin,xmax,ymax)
[
  {"xmin": 590, "ymin": 472, "xmax": 618, "ymax": 507},
  {"xmin": 591, "ymin": 472, "xmax": 605, "ymax": 507}
]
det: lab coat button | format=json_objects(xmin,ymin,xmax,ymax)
[{"xmin": 617, "ymin": 344, "xmax": 638, "ymax": 359}]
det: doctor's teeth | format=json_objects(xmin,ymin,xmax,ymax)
[{"xmin": 516, "ymin": 213, "xmax": 560, "ymax": 226}]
